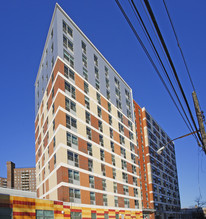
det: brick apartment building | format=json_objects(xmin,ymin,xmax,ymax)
[
  {"xmin": 34, "ymin": 3, "xmax": 180, "ymax": 219},
  {"xmin": 0, "ymin": 161, "xmax": 36, "ymax": 192}
]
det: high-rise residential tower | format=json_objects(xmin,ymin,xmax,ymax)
[
  {"xmin": 35, "ymin": 3, "xmax": 143, "ymax": 218},
  {"xmin": 133, "ymin": 101, "xmax": 181, "ymax": 219}
]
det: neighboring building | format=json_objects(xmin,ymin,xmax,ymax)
[
  {"xmin": 0, "ymin": 161, "xmax": 36, "ymax": 192},
  {"xmin": 0, "ymin": 177, "xmax": 7, "ymax": 188},
  {"xmin": 34, "ymin": 3, "xmax": 143, "ymax": 218},
  {"xmin": 134, "ymin": 101, "xmax": 181, "ymax": 219},
  {"xmin": 14, "ymin": 168, "xmax": 36, "ymax": 192}
]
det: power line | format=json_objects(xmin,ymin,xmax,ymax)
[
  {"xmin": 128, "ymin": 0, "xmax": 199, "ymax": 142},
  {"xmin": 114, "ymin": 0, "xmax": 198, "ymax": 141},
  {"xmin": 162, "ymin": 0, "xmax": 196, "ymax": 92},
  {"xmin": 142, "ymin": 0, "xmax": 203, "ymax": 145}
]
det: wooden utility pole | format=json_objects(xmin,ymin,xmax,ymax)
[{"xmin": 192, "ymin": 91, "xmax": 206, "ymax": 154}]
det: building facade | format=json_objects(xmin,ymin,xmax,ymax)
[
  {"xmin": 35, "ymin": 3, "xmax": 143, "ymax": 218},
  {"xmin": 0, "ymin": 161, "xmax": 36, "ymax": 192},
  {"xmin": 134, "ymin": 101, "xmax": 181, "ymax": 218}
]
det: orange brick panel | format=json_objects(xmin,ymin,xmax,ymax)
[
  {"xmin": 91, "ymin": 115, "xmax": 98, "ymax": 129},
  {"xmin": 81, "ymin": 189, "xmax": 90, "ymax": 205},
  {"xmin": 58, "ymin": 186, "xmax": 69, "ymax": 202},
  {"xmin": 113, "ymin": 131, "xmax": 119, "ymax": 143},
  {"xmin": 54, "ymin": 92, "xmax": 65, "ymax": 112},
  {"xmin": 91, "ymin": 130, "xmax": 99, "ymax": 144},
  {"xmin": 105, "ymin": 151, "xmax": 112, "ymax": 165},
  {"xmin": 102, "ymin": 110, "xmax": 109, "ymax": 123},
  {"xmin": 75, "ymin": 74, "xmax": 84, "ymax": 91},
  {"xmin": 117, "ymin": 183, "xmax": 124, "ymax": 195},
  {"xmin": 79, "ymin": 155, "xmax": 88, "ymax": 171},
  {"xmin": 118, "ymin": 196, "xmax": 124, "ymax": 208},
  {"xmin": 55, "ymin": 110, "xmax": 66, "ymax": 129},
  {"xmin": 128, "ymin": 174, "xmax": 133, "ymax": 185},
  {"xmin": 94, "ymin": 177, "xmax": 102, "ymax": 190},
  {"xmin": 127, "ymin": 163, "xmax": 132, "ymax": 174},
  {"xmin": 78, "ymin": 137, "xmax": 88, "ymax": 154},
  {"xmin": 105, "ymin": 165, "xmax": 113, "ymax": 179},
  {"xmin": 129, "ymin": 199, "xmax": 135, "ymax": 209},
  {"xmin": 80, "ymin": 172, "xmax": 89, "ymax": 187},
  {"xmin": 129, "ymin": 186, "xmax": 134, "ymax": 197},
  {"xmin": 76, "ymin": 89, "xmax": 85, "ymax": 106},
  {"xmin": 57, "ymin": 166, "xmax": 68, "ymax": 184},
  {"xmin": 114, "ymin": 143, "xmax": 121, "ymax": 156},
  {"xmin": 95, "ymin": 193, "xmax": 103, "ymax": 206},
  {"xmin": 54, "ymin": 58, "xmax": 64, "ymax": 79},
  {"xmin": 101, "ymin": 96, "xmax": 108, "ymax": 111}
]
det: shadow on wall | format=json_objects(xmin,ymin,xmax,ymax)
[{"xmin": 0, "ymin": 194, "xmax": 12, "ymax": 219}]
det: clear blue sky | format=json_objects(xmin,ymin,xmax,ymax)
[{"xmin": 0, "ymin": 0, "xmax": 205, "ymax": 208}]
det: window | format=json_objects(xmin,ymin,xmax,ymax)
[
  {"xmin": 110, "ymin": 128, "xmax": 113, "ymax": 138},
  {"xmin": 95, "ymin": 79, "xmax": 100, "ymax": 91},
  {"xmin": 112, "ymin": 154, "xmax": 115, "ymax": 166},
  {"xmin": 86, "ymin": 127, "xmax": 91, "ymax": 140},
  {"xmin": 124, "ymin": 198, "xmax": 130, "ymax": 208},
  {"xmin": 97, "ymin": 106, "xmax": 102, "ymax": 118},
  {"xmin": 94, "ymin": 55, "xmax": 98, "ymax": 66},
  {"xmin": 89, "ymin": 175, "xmax": 94, "ymax": 188},
  {"xmin": 123, "ymin": 185, "xmax": 129, "ymax": 195},
  {"xmin": 132, "ymin": 165, "xmax": 136, "ymax": 174},
  {"xmin": 131, "ymin": 153, "xmax": 136, "ymax": 164},
  {"xmin": 109, "ymin": 115, "xmax": 112, "ymax": 125},
  {"xmin": 54, "ymin": 153, "xmax": 56, "ymax": 167},
  {"xmin": 133, "ymin": 176, "xmax": 137, "ymax": 186},
  {"xmin": 121, "ymin": 160, "xmax": 127, "ymax": 170},
  {"xmin": 128, "ymin": 120, "xmax": 133, "ymax": 131},
  {"xmin": 65, "ymin": 81, "xmax": 75, "ymax": 99},
  {"xmin": 102, "ymin": 179, "xmax": 106, "ymax": 191},
  {"xmin": 91, "ymin": 213, "xmax": 96, "ymax": 219},
  {"xmin": 129, "ymin": 131, "xmax": 134, "ymax": 140},
  {"xmin": 96, "ymin": 92, "xmax": 101, "ymax": 104},
  {"xmin": 103, "ymin": 194, "xmax": 107, "ymax": 206},
  {"xmin": 94, "ymin": 67, "xmax": 99, "ymax": 79},
  {"xmin": 119, "ymin": 135, "xmax": 125, "ymax": 145},
  {"xmin": 98, "ymin": 120, "xmax": 103, "ymax": 132},
  {"xmin": 87, "ymin": 143, "xmax": 92, "ymax": 156},
  {"xmin": 100, "ymin": 149, "xmax": 105, "ymax": 161},
  {"xmin": 53, "ymin": 136, "xmax": 56, "ymax": 149},
  {"xmin": 63, "ymin": 35, "xmax": 73, "ymax": 51},
  {"xmin": 69, "ymin": 188, "xmax": 81, "ymax": 202},
  {"xmin": 105, "ymin": 78, "xmax": 110, "ymax": 88},
  {"xmin": 63, "ymin": 20, "xmax": 73, "ymax": 37},
  {"xmin": 135, "ymin": 200, "xmax": 139, "ymax": 208},
  {"xmin": 120, "ymin": 147, "xmax": 126, "ymax": 158},
  {"xmin": 130, "ymin": 143, "xmax": 135, "ymax": 152},
  {"xmin": 66, "ymin": 115, "xmax": 77, "ymax": 129},
  {"xmin": 114, "ymin": 77, "xmax": 120, "ymax": 89},
  {"xmin": 99, "ymin": 135, "xmax": 104, "ymax": 146},
  {"xmin": 90, "ymin": 192, "xmax": 95, "ymax": 205},
  {"xmin": 36, "ymin": 210, "xmax": 54, "ymax": 219},
  {"xmin": 122, "ymin": 172, "xmax": 128, "ymax": 183},
  {"xmin": 118, "ymin": 123, "xmax": 124, "ymax": 133},
  {"xmin": 82, "ymin": 41, "xmax": 86, "ymax": 54},
  {"xmin": 85, "ymin": 111, "xmax": 91, "ymax": 124},
  {"xmin": 51, "ymin": 29, "xmax": 53, "ymax": 38},
  {"xmin": 64, "ymin": 65, "xmax": 75, "ymax": 80},
  {"xmin": 67, "ymin": 150, "xmax": 79, "ymax": 167},
  {"xmin": 68, "ymin": 169, "xmax": 80, "ymax": 184},
  {"xmin": 111, "ymin": 141, "xmax": 114, "ymax": 152},
  {"xmin": 82, "ymin": 54, "xmax": 87, "ymax": 68},
  {"xmin": 53, "ymin": 120, "xmax": 55, "ymax": 131},
  {"xmin": 84, "ymin": 82, "xmax": 89, "ymax": 94},
  {"xmin": 83, "ymin": 68, "xmax": 88, "ymax": 81},
  {"xmin": 134, "ymin": 188, "xmax": 138, "ymax": 197},
  {"xmin": 108, "ymin": 102, "xmax": 111, "ymax": 112},
  {"xmin": 88, "ymin": 159, "xmax": 93, "ymax": 171},
  {"xmin": 51, "ymin": 43, "xmax": 54, "ymax": 52},
  {"xmin": 114, "ymin": 196, "xmax": 118, "ymax": 207},
  {"xmin": 101, "ymin": 164, "xmax": 105, "ymax": 176},
  {"xmin": 66, "ymin": 132, "xmax": 78, "ymax": 149},
  {"xmin": 106, "ymin": 90, "xmax": 110, "ymax": 100},
  {"xmin": 63, "ymin": 50, "xmax": 74, "ymax": 68},
  {"xmin": 83, "ymin": 96, "xmax": 90, "ymax": 110},
  {"xmin": 113, "ymin": 182, "xmax": 117, "ymax": 193},
  {"xmin": 65, "ymin": 97, "xmax": 76, "ymax": 112},
  {"xmin": 116, "ymin": 99, "xmax": 122, "ymax": 110},
  {"xmin": 118, "ymin": 111, "xmax": 123, "ymax": 122}
]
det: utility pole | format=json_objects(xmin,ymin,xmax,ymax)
[{"xmin": 192, "ymin": 91, "xmax": 206, "ymax": 154}]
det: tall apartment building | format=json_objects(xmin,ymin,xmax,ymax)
[
  {"xmin": 34, "ymin": 3, "xmax": 143, "ymax": 218},
  {"xmin": 0, "ymin": 161, "xmax": 36, "ymax": 192},
  {"xmin": 134, "ymin": 101, "xmax": 181, "ymax": 219},
  {"xmin": 0, "ymin": 177, "xmax": 7, "ymax": 188}
]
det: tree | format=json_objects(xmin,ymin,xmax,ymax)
[{"xmin": 195, "ymin": 196, "xmax": 206, "ymax": 208}]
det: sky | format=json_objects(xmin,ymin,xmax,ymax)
[{"xmin": 0, "ymin": 0, "xmax": 205, "ymax": 208}]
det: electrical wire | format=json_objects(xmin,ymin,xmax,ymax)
[
  {"xmin": 128, "ymin": 0, "xmax": 199, "ymax": 143},
  {"xmin": 162, "ymin": 0, "xmax": 196, "ymax": 92},
  {"xmin": 114, "ymin": 0, "xmax": 198, "ymax": 142},
  {"xmin": 142, "ymin": 0, "xmax": 203, "ymax": 145}
]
